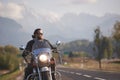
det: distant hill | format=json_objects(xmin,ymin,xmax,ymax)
[
  {"xmin": 60, "ymin": 37, "xmax": 119, "ymax": 58},
  {"xmin": 61, "ymin": 39, "xmax": 95, "ymax": 57},
  {"xmin": 0, "ymin": 17, "xmax": 31, "ymax": 47}
]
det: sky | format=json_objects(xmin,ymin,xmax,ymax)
[
  {"xmin": 0, "ymin": 0, "xmax": 120, "ymax": 42},
  {"xmin": 1, "ymin": 0, "xmax": 120, "ymax": 19}
]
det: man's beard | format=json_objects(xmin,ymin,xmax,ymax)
[{"xmin": 37, "ymin": 37, "xmax": 43, "ymax": 40}]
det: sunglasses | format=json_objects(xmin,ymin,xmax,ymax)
[
  {"xmin": 37, "ymin": 33, "xmax": 43, "ymax": 35},
  {"xmin": 38, "ymin": 33, "xmax": 43, "ymax": 35}
]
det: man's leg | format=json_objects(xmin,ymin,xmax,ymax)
[
  {"xmin": 50, "ymin": 57, "xmax": 56, "ymax": 80},
  {"xmin": 24, "ymin": 67, "xmax": 29, "ymax": 80},
  {"xmin": 24, "ymin": 64, "xmax": 33, "ymax": 80}
]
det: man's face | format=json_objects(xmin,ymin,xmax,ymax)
[{"xmin": 36, "ymin": 30, "xmax": 43, "ymax": 40}]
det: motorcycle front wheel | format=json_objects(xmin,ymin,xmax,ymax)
[
  {"xmin": 41, "ymin": 71, "xmax": 51, "ymax": 80},
  {"xmin": 26, "ymin": 73, "xmax": 39, "ymax": 80},
  {"xmin": 27, "ymin": 72, "xmax": 51, "ymax": 80}
]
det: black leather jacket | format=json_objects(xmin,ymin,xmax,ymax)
[{"xmin": 22, "ymin": 39, "xmax": 55, "ymax": 58}]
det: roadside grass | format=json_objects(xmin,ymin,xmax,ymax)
[
  {"xmin": 0, "ymin": 69, "xmax": 23, "ymax": 80},
  {"xmin": 63, "ymin": 59, "xmax": 120, "ymax": 72},
  {"xmin": 85, "ymin": 60, "xmax": 120, "ymax": 72}
]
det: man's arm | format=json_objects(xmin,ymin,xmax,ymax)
[
  {"xmin": 45, "ymin": 39, "xmax": 56, "ymax": 49},
  {"xmin": 22, "ymin": 40, "xmax": 34, "ymax": 63}
]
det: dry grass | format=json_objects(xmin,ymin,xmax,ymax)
[
  {"xmin": 64, "ymin": 59, "xmax": 120, "ymax": 72},
  {"xmin": 0, "ymin": 70, "xmax": 23, "ymax": 80}
]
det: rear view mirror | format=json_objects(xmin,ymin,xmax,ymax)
[
  {"xmin": 19, "ymin": 45, "xmax": 25, "ymax": 50},
  {"xmin": 56, "ymin": 40, "xmax": 61, "ymax": 46}
]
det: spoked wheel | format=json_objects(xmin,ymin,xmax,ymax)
[
  {"xmin": 52, "ymin": 71, "xmax": 61, "ymax": 80},
  {"xmin": 26, "ymin": 73, "xmax": 39, "ymax": 80},
  {"xmin": 33, "ymin": 76, "xmax": 39, "ymax": 80},
  {"xmin": 41, "ymin": 71, "xmax": 51, "ymax": 80}
]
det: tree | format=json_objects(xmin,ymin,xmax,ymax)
[
  {"xmin": 4, "ymin": 45, "xmax": 19, "ymax": 54},
  {"xmin": 0, "ymin": 45, "xmax": 20, "ymax": 71},
  {"xmin": 68, "ymin": 52, "xmax": 74, "ymax": 61},
  {"xmin": 102, "ymin": 37, "xmax": 113, "ymax": 59},
  {"xmin": 94, "ymin": 27, "xmax": 102, "ymax": 69},
  {"xmin": 112, "ymin": 21, "xmax": 120, "ymax": 58},
  {"xmin": 0, "ymin": 46, "xmax": 5, "ymax": 54},
  {"xmin": 93, "ymin": 27, "xmax": 107, "ymax": 69}
]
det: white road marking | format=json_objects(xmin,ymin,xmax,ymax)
[
  {"xmin": 94, "ymin": 77, "xmax": 106, "ymax": 80},
  {"xmin": 83, "ymin": 74, "xmax": 92, "ymax": 78},
  {"xmin": 59, "ymin": 69, "xmax": 107, "ymax": 80},
  {"xmin": 76, "ymin": 73, "xmax": 82, "ymax": 75}
]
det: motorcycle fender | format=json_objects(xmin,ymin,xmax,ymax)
[{"xmin": 41, "ymin": 67, "xmax": 49, "ymax": 72}]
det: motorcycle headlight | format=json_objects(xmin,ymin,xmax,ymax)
[{"xmin": 39, "ymin": 54, "xmax": 48, "ymax": 62}]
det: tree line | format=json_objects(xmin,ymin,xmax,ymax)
[
  {"xmin": 0, "ymin": 45, "xmax": 21, "ymax": 71},
  {"xmin": 94, "ymin": 21, "xmax": 120, "ymax": 69},
  {"xmin": 60, "ymin": 21, "xmax": 120, "ymax": 69}
]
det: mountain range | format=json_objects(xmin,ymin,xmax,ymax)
[
  {"xmin": 0, "ymin": 17, "xmax": 31, "ymax": 47},
  {"xmin": 0, "ymin": 13, "xmax": 120, "ymax": 47},
  {"xmin": 20, "ymin": 13, "xmax": 120, "ymax": 42}
]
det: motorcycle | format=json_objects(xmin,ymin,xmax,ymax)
[{"xmin": 20, "ymin": 41, "xmax": 61, "ymax": 80}]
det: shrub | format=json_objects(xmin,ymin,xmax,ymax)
[{"xmin": 0, "ymin": 45, "xmax": 20, "ymax": 71}]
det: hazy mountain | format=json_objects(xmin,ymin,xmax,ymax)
[
  {"xmin": 0, "ymin": 17, "xmax": 31, "ymax": 47},
  {"xmin": 60, "ymin": 38, "xmax": 118, "ymax": 58},
  {"xmin": 0, "ymin": 13, "xmax": 120, "ymax": 47},
  {"xmin": 99, "ymin": 14, "xmax": 120, "ymax": 36},
  {"xmin": 60, "ymin": 39, "xmax": 95, "ymax": 57},
  {"xmin": 17, "ymin": 12, "xmax": 120, "ymax": 42}
]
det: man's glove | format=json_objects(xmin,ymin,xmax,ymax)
[{"xmin": 22, "ymin": 50, "xmax": 29, "ymax": 57}]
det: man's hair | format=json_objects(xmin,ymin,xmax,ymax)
[
  {"xmin": 34, "ymin": 28, "xmax": 41, "ymax": 34},
  {"xmin": 32, "ymin": 28, "xmax": 41, "ymax": 38}
]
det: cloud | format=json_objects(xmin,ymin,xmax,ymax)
[
  {"xmin": 70, "ymin": 0, "xmax": 97, "ymax": 4},
  {"xmin": 24, "ymin": 8, "xmax": 61, "ymax": 23},
  {"xmin": 0, "ymin": 2, "xmax": 24, "ymax": 20},
  {"xmin": 41, "ymin": 12, "xmax": 61, "ymax": 23}
]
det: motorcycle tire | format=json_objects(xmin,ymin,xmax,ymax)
[
  {"xmin": 41, "ymin": 71, "xmax": 51, "ymax": 80},
  {"xmin": 26, "ymin": 73, "xmax": 38, "ymax": 80}
]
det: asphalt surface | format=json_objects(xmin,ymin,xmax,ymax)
[
  {"xmin": 58, "ymin": 67, "xmax": 120, "ymax": 80},
  {"xmin": 16, "ymin": 67, "xmax": 120, "ymax": 80}
]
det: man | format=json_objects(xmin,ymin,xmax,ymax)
[
  {"xmin": 22, "ymin": 30, "xmax": 37, "ymax": 80},
  {"xmin": 32, "ymin": 28, "xmax": 55, "ymax": 50},
  {"xmin": 22, "ymin": 28, "xmax": 56, "ymax": 80}
]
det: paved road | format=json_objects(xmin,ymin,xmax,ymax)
[
  {"xmin": 58, "ymin": 67, "xmax": 120, "ymax": 80},
  {"xmin": 16, "ymin": 67, "xmax": 120, "ymax": 80}
]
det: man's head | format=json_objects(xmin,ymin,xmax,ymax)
[{"xmin": 33, "ymin": 28, "xmax": 44, "ymax": 40}]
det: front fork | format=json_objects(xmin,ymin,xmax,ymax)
[
  {"xmin": 33, "ymin": 67, "xmax": 52, "ymax": 80},
  {"xmin": 34, "ymin": 57, "xmax": 42, "ymax": 80},
  {"xmin": 34, "ymin": 57, "xmax": 52, "ymax": 80},
  {"xmin": 41, "ymin": 67, "xmax": 52, "ymax": 80}
]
